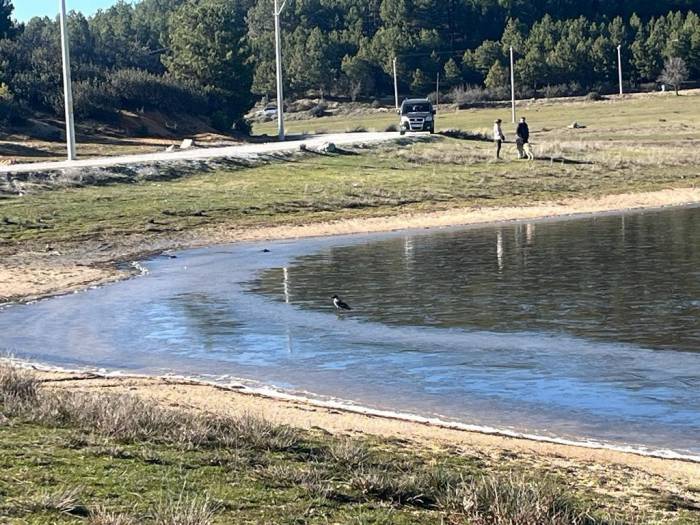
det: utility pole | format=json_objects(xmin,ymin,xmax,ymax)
[
  {"xmin": 510, "ymin": 46, "xmax": 516, "ymax": 123},
  {"xmin": 435, "ymin": 71, "xmax": 440, "ymax": 110},
  {"xmin": 617, "ymin": 45, "xmax": 623, "ymax": 96},
  {"xmin": 433, "ymin": 71, "xmax": 440, "ymax": 131},
  {"xmin": 393, "ymin": 57, "xmax": 399, "ymax": 110},
  {"xmin": 274, "ymin": 0, "xmax": 286, "ymax": 140},
  {"xmin": 59, "ymin": 0, "xmax": 76, "ymax": 160}
]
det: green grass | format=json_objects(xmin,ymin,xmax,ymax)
[
  {"xmin": 1, "ymin": 132, "xmax": 698, "ymax": 250},
  {"xmin": 1, "ymin": 92, "xmax": 699, "ymax": 253},
  {"xmin": 2, "ymin": 91, "xmax": 699, "ymax": 253},
  {"xmin": 3, "ymin": 364, "xmax": 695, "ymax": 524},
  {"xmin": 254, "ymin": 91, "xmax": 700, "ymax": 140}
]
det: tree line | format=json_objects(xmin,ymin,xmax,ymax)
[{"xmin": 0, "ymin": 0, "xmax": 698, "ymax": 131}]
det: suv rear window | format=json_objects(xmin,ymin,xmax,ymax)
[{"xmin": 402, "ymin": 103, "xmax": 430, "ymax": 114}]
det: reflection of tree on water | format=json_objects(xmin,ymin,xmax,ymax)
[
  {"xmin": 496, "ymin": 230, "xmax": 504, "ymax": 272},
  {"xmin": 252, "ymin": 207, "xmax": 700, "ymax": 352}
]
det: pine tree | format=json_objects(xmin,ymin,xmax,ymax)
[
  {"xmin": 410, "ymin": 68, "xmax": 431, "ymax": 94},
  {"xmin": 164, "ymin": 0, "xmax": 253, "ymax": 122},
  {"xmin": 0, "ymin": 0, "xmax": 14, "ymax": 39},
  {"xmin": 443, "ymin": 58, "xmax": 462, "ymax": 86},
  {"xmin": 501, "ymin": 18, "xmax": 526, "ymax": 55},
  {"xmin": 484, "ymin": 61, "xmax": 509, "ymax": 90}
]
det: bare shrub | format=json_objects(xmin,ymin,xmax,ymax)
[
  {"xmin": 151, "ymin": 494, "xmax": 219, "ymax": 525},
  {"xmin": 586, "ymin": 91, "xmax": 603, "ymax": 101},
  {"xmin": 308, "ymin": 103, "xmax": 328, "ymax": 118},
  {"xmin": 351, "ymin": 465, "xmax": 460, "ymax": 508},
  {"xmin": 325, "ymin": 438, "xmax": 372, "ymax": 469},
  {"xmin": 449, "ymin": 85, "xmax": 489, "ymax": 107},
  {"xmin": 440, "ymin": 128, "xmax": 490, "ymax": 142},
  {"xmin": 0, "ymin": 364, "xmax": 39, "ymax": 414},
  {"xmin": 659, "ymin": 57, "xmax": 689, "ymax": 96},
  {"xmin": 29, "ymin": 486, "xmax": 84, "ymax": 515},
  {"xmin": 88, "ymin": 506, "xmax": 138, "ymax": 525},
  {"xmin": 544, "ymin": 84, "xmax": 570, "ymax": 99},
  {"xmin": 384, "ymin": 123, "xmax": 398, "ymax": 132},
  {"xmin": 446, "ymin": 474, "xmax": 597, "ymax": 525}
]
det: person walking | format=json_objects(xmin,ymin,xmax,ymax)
[
  {"xmin": 493, "ymin": 119, "xmax": 506, "ymax": 159},
  {"xmin": 516, "ymin": 116, "xmax": 534, "ymax": 160}
]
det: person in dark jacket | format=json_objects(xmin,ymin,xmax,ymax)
[{"xmin": 516, "ymin": 117, "xmax": 534, "ymax": 160}]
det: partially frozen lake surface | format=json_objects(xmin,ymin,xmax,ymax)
[{"xmin": 2, "ymin": 205, "xmax": 699, "ymax": 459}]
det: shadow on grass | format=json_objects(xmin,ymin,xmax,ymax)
[
  {"xmin": 540, "ymin": 156, "xmax": 595, "ymax": 165},
  {"xmin": 439, "ymin": 129, "xmax": 491, "ymax": 142},
  {"xmin": 0, "ymin": 143, "xmax": 55, "ymax": 158}
]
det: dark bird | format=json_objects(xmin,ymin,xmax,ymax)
[{"xmin": 332, "ymin": 295, "xmax": 352, "ymax": 311}]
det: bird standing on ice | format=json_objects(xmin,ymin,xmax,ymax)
[{"xmin": 332, "ymin": 295, "xmax": 352, "ymax": 311}]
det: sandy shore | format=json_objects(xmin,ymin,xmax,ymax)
[
  {"xmin": 2, "ymin": 186, "xmax": 699, "ymax": 304},
  {"xmin": 18, "ymin": 367, "xmax": 699, "ymax": 518}
]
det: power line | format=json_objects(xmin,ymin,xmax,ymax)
[{"xmin": 394, "ymin": 47, "xmax": 477, "ymax": 60}]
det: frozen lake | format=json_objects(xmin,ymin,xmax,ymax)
[{"xmin": 2, "ymin": 205, "xmax": 699, "ymax": 459}]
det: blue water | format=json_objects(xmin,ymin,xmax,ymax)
[{"xmin": 1, "ymin": 206, "xmax": 699, "ymax": 458}]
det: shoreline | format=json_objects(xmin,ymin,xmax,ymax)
[
  {"xmin": 2, "ymin": 186, "xmax": 699, "ymax": 305},
  {"xmin": 8, "ymin": 357, "xmax": 700, "ymax": 464},
  {"xmin": 5, "ymin": 357, "xmax": 699, "ymax": 491},
  {"xmin": 2, "ymin": 188, "xmax": 700, "ymax": 492}
]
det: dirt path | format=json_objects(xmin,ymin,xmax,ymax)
[{"xmin": 0, "ymin": 132, "xmax": 400, "ymax": 174}]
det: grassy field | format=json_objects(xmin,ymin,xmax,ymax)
[
  {"xmin": 1, "ymin": 95, "xmax": 699, "ymax": 246},
  {"xmin": 2, "ymin": 364, "xmax": 698, "ymax": 525},
  {"xmin": 254, "ymin": 91, "xmax": 700, "ymax": 140},
  {"xmin": 2, "ymin": 93, "xmax": 699, "ymax": 251}
]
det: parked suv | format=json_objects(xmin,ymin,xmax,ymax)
[{"xmin": 399, "ymin": 98, "xmax": 435, "ymax": 135}]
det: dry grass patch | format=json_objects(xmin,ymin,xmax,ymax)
[
  {"xmin": 87, "ymin": 506, "xmax": 138, "ymax": 525},
  {"xmin": 0, "ymin": 363, "xmax": 39, "ymax": 414},
  {"xmin": 151, "ymin": 494, "xmax": 219, "ymax": 525},
  {"xmin": 27, "ymin": 486, "xmax": 85, "ymax": 516}
]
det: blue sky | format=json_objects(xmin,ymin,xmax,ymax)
[{"xmin": 13, "ymin": 1, "xmax": 127, "ymax": 22}]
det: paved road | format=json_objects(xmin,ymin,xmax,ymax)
[{"xmin": 0, "ymin": 132, "xmax": 401, "ymax": 174}]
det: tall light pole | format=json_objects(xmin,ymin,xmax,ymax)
[
  {"xmin": 393, "ymin": 57, "xmax": 399, "ymax": 110},
  {"xmin": 273, "ymin": 0, "xmax": 286, "ymax": 140},
  {"xmin": 510, "ymin": 46, "xmax": 516, "ymax": 123},
  {"xmin": 617, "ymin": 44, "xmax": 623, "ymax": 96},
  {"xmin": 59, "ymin": 0, "xmax": 76, "ymax": 160},
  {"xmin": 435, "ymin": 72, "xmax": 439, "ymax": 110}
]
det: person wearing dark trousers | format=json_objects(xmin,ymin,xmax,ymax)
[
  {"xmin": 516, "ymin": 117, "xmax": 534, "ymax": 160},
  {"xmin": 493, "ymin": 119, "xmax": 505, "ymax": 159}
]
